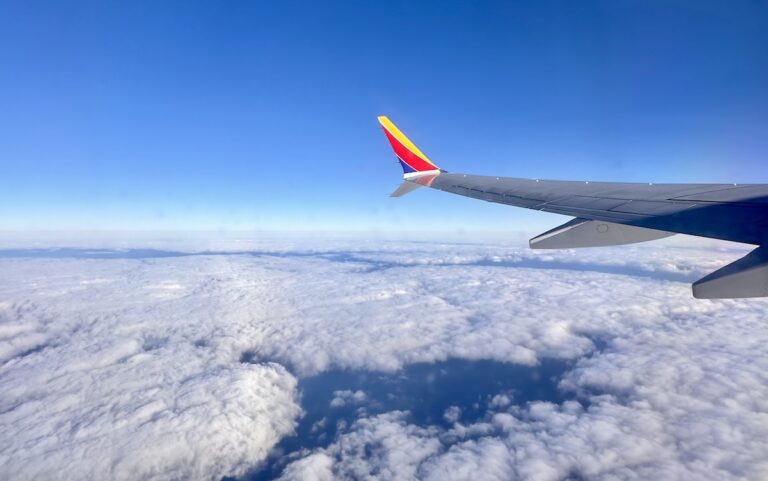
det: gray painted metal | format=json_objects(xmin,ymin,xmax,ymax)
[
  {"xmin": 407, "ymin": 172, "xmax": 768, "ymax": 298},
  {"xmin": 529, "ymin": 218, "xmax": 674, "ymax": 249},
  {"xmin": 428, "ymin": 173, "xmax": 768, "ymax": 246},
  {"xmin": 693, "ymin": 247, "xmax": 768, "ymax": 299},
  {"xmin": 390, "ymin": 180, "xmax": 423, "ymax": 197}
]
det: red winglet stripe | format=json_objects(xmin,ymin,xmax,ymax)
[{"xmin": 382, "ymin": 128, "xmax": 438, "ymax": 172}]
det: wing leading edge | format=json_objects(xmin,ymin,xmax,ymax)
[{"xmin": 377, "ymin": 116, "xmax": 768, "ymax": 299}]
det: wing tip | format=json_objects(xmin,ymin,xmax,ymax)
[{"xmin": 377, "ymin": 115, "xmax": 439, "ymax": 174}]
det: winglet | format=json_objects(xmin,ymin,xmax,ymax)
[{"xmin": 378, "ymin": 116, "xmax": 441, "ymax": 176}]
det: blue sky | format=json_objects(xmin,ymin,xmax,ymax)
[{"xmin": 1, "ymin": 1, "xmax": 766, "ymax": 234}]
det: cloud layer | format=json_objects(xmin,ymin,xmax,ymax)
[
  {"xmin": 1, "ymin": 240, "xmax": 766, "ymax": 480},
  {"xmin": 0, "ymin": 256, "xmax": 302, "ymax": 480}
]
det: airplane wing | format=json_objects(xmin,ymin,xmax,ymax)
[{"xmin": 377, "ymin": 115, "xmax": 768, "ymax": 299}]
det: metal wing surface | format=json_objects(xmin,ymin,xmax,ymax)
[
  {"xmin": 429, "ymin": 174, "xmax": 768, "ymax": 246},
  {"xmin": 377, "ymin": 116, "xmax": 768, "ymax": 299}
]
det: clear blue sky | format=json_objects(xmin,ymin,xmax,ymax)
[{"xmin": 1, "ymin": 1, "xmax": 766, "ymax": 234}]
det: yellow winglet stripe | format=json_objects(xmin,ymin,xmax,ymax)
[{"xmin": 377, "ymin": 116, "xmax": 437, "ymax": 168}]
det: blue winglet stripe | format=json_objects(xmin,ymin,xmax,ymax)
[{"xmin": 398, "ymin": 158, "xmax": 417, "ymax": 173}]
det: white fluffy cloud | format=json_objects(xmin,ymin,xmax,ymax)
[
  {"xmin": 330, "ymin": 390, "xmax": 368, "ymax": 408},
  {"xmin": 0, "ymin": 256, "xmax": 302, "ymax": 481},
  {"xmin": 1, "ymin": 240, "xmax": 767, "ymax": 480}
]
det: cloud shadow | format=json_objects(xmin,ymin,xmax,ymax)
[{"xmin": 240, "ymin": 358, "xmax": 573, "ymax": 481}]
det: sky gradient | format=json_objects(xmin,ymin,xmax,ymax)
[{"xmin": 1, "ymin": 1, "xmax": 767, "ymax": 234}]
